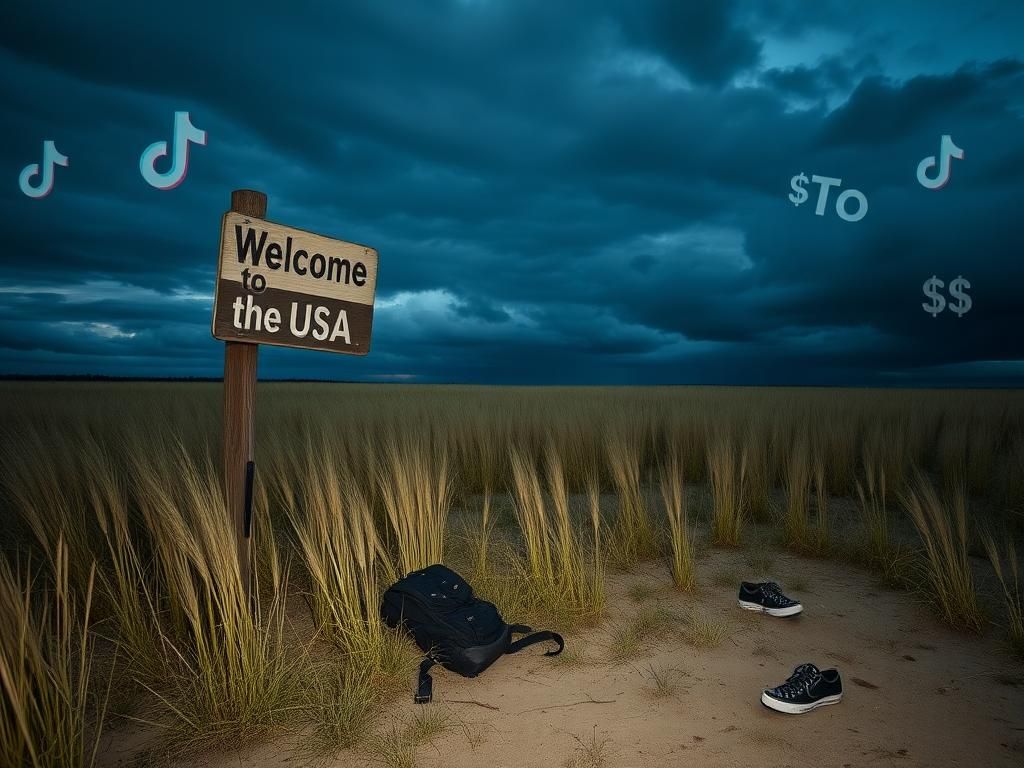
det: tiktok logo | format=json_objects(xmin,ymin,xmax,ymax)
[
  {"xmin": 917, "ymin": 135, "xmax": 964, "ymax": 190},
  {"xmin": 139, "ymin": 111, "xmax": 207, "ymax": 190},
  {"xmin": 18, "ymin": 140, "xmax": 69, "ymax": 199}
]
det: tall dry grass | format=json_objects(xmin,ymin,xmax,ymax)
[
  {"xmin": 780, "ymin": 429, "xmax": 830, "ymax": 555},
  {"xmin": 0, "ymin": 422, "xmax": 98, "ymax": 595},
  {"xmin": 965, "ymin": 418, "xmax": 997, "ymax": 496},
  {"xmin": 659, "ymin": 452, "xmax": 696, "ymax": 592},
  {"xmin": 668, "ymin": 416, "xmax": 707, "ymax": 484},
  {"xmin": 545, "ymin": 445, "xmax": 598, "ymax": 614},
  {"xmin": 706, "ymin": 430, "xmax": 746, "ymax": 546},
  {"xmin": 744, "ymin": 423, "xmax": 774, "ymax": 523},
  {"xmin": 854, "ymin": 453, "xmax": 912, "ymax": 585},
  {"xmin": 509, "ymin": 446, "xmax": 554, "ymax": 584},
  {"xmin": 811, "ymin": 456, "xmax": 831, "ymax": 554},
  {"xmin": 865, "ymin": 418, "xmax": 912, "ymax": 499},
  {"xmin": 903, "ymin": 474, "xmax": 984, "ymax": 632},
  {"xmin": 83, "ymin": 437, "xmax": 164, "ymax": 683},
  {"xmin": 819, "ymin": 412, "xmax": 861, "ymax": 498},
  {"xmin": 783, "ymin": 430, "xmax": 812, "ymax": 549},
  {"xmin": 122, "ymin": 442, "xmax": 306, "ymax": 752},
  {"xmin": 450, "ymin": 413, "xmax": 505, "ymax": 577},
  {"xmin": 982, "ymin": 536, "xmax": 1024, "ymax": 655},
  {"xmin": 506, "ymin": 444, "xmax": 603, "ymax": 624},
  {"xmin": 0, "ymin": 382, "xmax": 1021, "ymax": 764},
  {"xmin": 856, "ymin": 457, "xmax": 889, "ymax": 563},
  {"xmin": 377, "ymin": 430, "xmax": 453, "ymax": 576},
  {"xmin": 998, "ymin": 434, "xmax": 1024, "ymax": 513},
  {"xmin": 270, "ymin": 438, "xmax": 411, "ymax": 685},
  {"xmin": 475, "ymin": 427, "xmax": 501, "ymax": 576},
  {"xmin": 936, "ymin": 415, "xmax": 969, "ymax": 492},
  {"xmin": 0, "ymin": 426, "xmax": 164, "ymax": 685},
  {"xmin": 0, "ymin": 540, "xmax": 107, "ymax": 768},
  {"xmin": 605, "ymin": 430, "xmax": 658, "ymax": 565},
  {"xmin": 585, "ymin": 472, "xmax": 606, "ymax": 615}
]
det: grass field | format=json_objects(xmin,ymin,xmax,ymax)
[{"xmin": 1, "ymin": 382, "xmax": 1023, "ymax": 767}]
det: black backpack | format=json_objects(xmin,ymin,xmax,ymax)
[{"xmin": 380, "ymin": 564, "xmax": 564, "ymax": 703}]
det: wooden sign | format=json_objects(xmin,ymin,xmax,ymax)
[{"xmin": 212, "ymin": 212, "xmax": 379, "ymax": 354}]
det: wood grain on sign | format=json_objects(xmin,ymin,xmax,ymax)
[{"xmin": 211, "ymin": 212, "xmax": 379, "ymax": 354}]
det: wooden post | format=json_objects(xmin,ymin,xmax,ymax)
[{"xmin": 224, "ymin": 189, "xmax": 265, "ymax": 604}]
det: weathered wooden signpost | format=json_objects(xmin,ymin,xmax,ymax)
[{"xmin": 212, "ymin": 189, "xmax": 379, "ymax": 599}]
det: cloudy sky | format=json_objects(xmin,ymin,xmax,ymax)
[{"xmin": 2, "ymin": 1, "xmax": 1022, "ymax": 384}]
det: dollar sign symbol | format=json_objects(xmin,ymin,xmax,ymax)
[
  {"xmin": 948, "ymin": 276, "xmax": 972, "ymax": 317},
  {"xmin": 922, "ymin": 276, "xmax": 945, "ymax": 317},
  {"xmin": 789, "ymin": 173, "xmax": 809, "ymax": 206}
]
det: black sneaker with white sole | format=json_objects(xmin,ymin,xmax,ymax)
[
  {"xmin": 761, "ymin": 663, "xmax": 843, "ymax": 714},
  {"xmin": 737, "ymin": 581, "xmax": 803, "ymax": 617}
]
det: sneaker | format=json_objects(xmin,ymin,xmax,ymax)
[
  {"xmin": 737, "ymin": 581, "xmax": 803, "ymax": 617},
  {"xmin": 761, "ymin": 663, "xmax": 843, "ymax": 714}
]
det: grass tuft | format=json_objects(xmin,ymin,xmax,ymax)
[
  {"xmin": 681, "ymin": 609, "xmax": 731, "ymax": 649},
  {"xmin": 378, "ymin": 430, "xmax": 453, "ymax": 575},
  {"xmin": 745, "ymin": 425, "xmax": 774, "ymax": 523},
  {"xmin": 551, "ymin": 645, "xmax": 587, "ymax": 669},
  {"xmin": 606, "ymin": 431, "xmax": 659, "ymax": 566},
  {"xmin": 406, "ymin": 706, "xmax": 452, "ymax": 744},
  {"xmin": 645, "ymin": 664, "xmax": 682, "ymax": 698},
  {"xmin": 707, "ymin": 431, "xmax": 746, "ymax": 546},
  {"xmin": 811, "ymin": 457, "xmax": 831, "ymax": 554},
  {"xmin": 607, "ymin": 605, "xmax": 674, "ymax": 661},
  {"xmin": 983, "ymin": 535, "xmax": 1024, "ymax": 656},
  {"xmin": 371, "ymin": 707, "xmax": 453, "ymax": 768},
  {"xmin": 373, "ymin": 722, "xmax": 417, "ymax": 768},
  {"xmin": 902, "ymin": 474, "xmax": 984, "ymax": 632},
  {"xmin": 303, "ymin": 664, "xmax": 380, "ymax": 754},
  {"xmin": 505, "ymin": 444, "xmax": 604, "ymax": 626},
  {"xmin": 659, "ymin": 449, "xmax": 697, "ymax": 592},
  {"xmin": 272, "ymin": 437, "xmax": 412, "ymax": 682},
  {"xmin": 783, "ymin": 431, "xmax": 811, "ymax": 551},
  {"xmin": 564, "ymin": 728, "xmax": 611, "ymax": 768},
  {"xmin": 854, "ymin": 460, "xmax": 914, "ymax": 588}
]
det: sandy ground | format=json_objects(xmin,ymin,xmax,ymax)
[{"xmin": 103, "ymin": 546, "xmax": 1024, "ymax": 768}]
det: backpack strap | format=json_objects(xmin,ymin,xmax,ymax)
[
  {"xmin": 414, "ymin": 627, "xmax": 564, "ymax": 704},
  {"xmin": 507, "ymin": 624, "xmax": 564, "ymax": 656},
  {"xmin": 415, "ymin": 657, "xmax": 435, "ymax": 704}
]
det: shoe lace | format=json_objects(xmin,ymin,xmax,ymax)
[
  {"xmin": 771, "ymin": 664, "xmax": 819, "ymax": 699},
  {"xmin": 762, "ymin": 582, "xmax": 796, "ymax": 606}
]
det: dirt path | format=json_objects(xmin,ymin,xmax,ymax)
[{"xmin": 107, "ymin": 548, "xmax": 1024, "ymax": 768}]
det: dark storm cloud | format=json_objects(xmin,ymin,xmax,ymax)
[
  {"xmin": 614, "ymin": 0, "xmax": 763, "ymax": 86},
  {"xmin": 452, "ymin": 296, "xmax": 511, "ymax": 325},
  {"xmin": 0, "ymin": 0, "xmax": 1022, "ymax": 384},
  {"xmin": 759, "ymin": 54, "xmax": 879, "ymax": 101},
  {"xmin": 818, "ymin": 60, "xmax": 1024, "ymax": 147}
]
